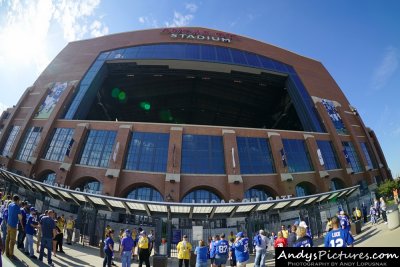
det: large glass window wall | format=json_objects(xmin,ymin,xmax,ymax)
[
  {"xmin": 237, "ymin": 137, "xmax": 275, "ymax": 174},
  {"xmin": 78, "ymin": 130, "xmax": 116, "ymax": 168},
  {"xmin": 125, "ymin": 132, "xmax": 169, "ymax": 172},
  {"xmin": 181, "ymin": 135, "xmax": 225, "ymax": 174},
  {"xmin": 44, "ymin": 128, "xmax": 74, "ymax": 162},
  {"xmin": 63, "ymin": 43, "xmax": 324, "ymax": 133},
  {"xmin": 282, "ymin": 139, "xmax": 313, "ymax": 173}
]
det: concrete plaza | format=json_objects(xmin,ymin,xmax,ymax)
[{"xmin": 4, "ymin": 219, "xmax": 400, "ymax": 267}]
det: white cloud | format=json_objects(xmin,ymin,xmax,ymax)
[
  {"xmin": 137, "ymin": 15, "xmax": 159, "ymax": 28},
  {"xmin": 165, "ymin": 11, "xmax": 194, "ymax": 27},
  {"xmin": 0, "ymin": 102, "xmax": 8, "ymax": 116},
  {"xmin": 185, "ymin": 3, "xmax": 198, "ymax": 13},
  {"xmin": 372, "ymin": 46, "xmax": 399, "ymax": 90},
  {"xmin": 0, "ymin": 0, "xmax": 107, "ymax": 71},
  {"xmin": 90, "ymin": 19, "xmax": 109, "ymax": 37}
]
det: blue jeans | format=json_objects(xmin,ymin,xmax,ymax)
[
  {"xmin": 39, "ymin": 237, "xmax": 53, "ymax": 264},
  {"xmin": 24, "ymin": 234, "xmax": 34, "ymax": 256},
  {"xmin": 1, "ymin": 222, "xmax": 7, "ymax": 248},
  {"xmin": 121, "ymin": 250, "xmax": 132, "ymax": 267},
  {"xmin": 254, "ymin": 248, "xmax": 267, "ymax": 267},
  {"xmin": 196, "ymin": 262, "xmax": 208, "ymax": 267}
]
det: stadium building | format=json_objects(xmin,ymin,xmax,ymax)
[{"xmin": 0, "ymin": 27, "xmax": 391, "ymax": 206}]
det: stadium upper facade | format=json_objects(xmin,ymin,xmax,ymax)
[{"xmin": 0, "ymin": 27, "xmax": 390, "ymax": 204}]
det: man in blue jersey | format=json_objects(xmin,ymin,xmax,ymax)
[
  {"xmin": 293, "ymin": 226, "xmax": 313, "ymax": 247},
  {"xmin": 234, "ymin": 232, "xmax": 249, "ymax": 267},
  {"xmin": 214, "ymin": 233, "xmax": 229, "ymax": 267},
  {"xmin": 324, "ymin": 216, "xmax": 354, "ymax": 247},
  {"xmin": 339, "ymin": 211, "xmax": 351, "ymax": 233},
  {"xmin": 209, "ymin": 235, "xmax": 219, "ymax": 266}
]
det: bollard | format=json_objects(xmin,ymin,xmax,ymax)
[{"xmin": 99, "ymin": 240, "xmax": 105, "ymax": 258}]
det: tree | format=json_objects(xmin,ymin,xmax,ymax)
[{"xmin": 377, "ymin": 179, "xmax": 400, "ymax": 198}]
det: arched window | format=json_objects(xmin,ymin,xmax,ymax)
[
  {"xmin": 244, "ymin": 188, "xmax": 272, "ymax": 201},
  {"xmin": 75, "ymin": 179, "xmax": 103, "ymax": 194},
  {"xmin": 331, "ymin": 178, "xmax": 345, "ymax": 191},
  {"xmin": 41, "ymin": 172, "xmax": 56, "ymax": 184},
  {"xmin": 295, "ymin": 182, "xmax": 315, "ymax": 197},
  {"xmin": 182, "ymin": 189, "xmax": 221, "ymax": 203},
  {"xmin": 126, "ymin": 186, "xmax": 163, "ymax": 202}
]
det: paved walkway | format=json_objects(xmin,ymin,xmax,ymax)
[{"xmin": 5, "ymin": 219, "xmax": 400, "ymax": 267}]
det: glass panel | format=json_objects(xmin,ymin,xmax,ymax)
[
  {"xmin": 44, "ymin": 128, "xmax": 74, "ymax": 162},
  {"xmin": 342, "ymin": 142, "xmax": 363, "ymax": 173},
  {"xmin": 282, "ymin": 139, "xmax": 313, "ymax": 173},
  {"xmin": 182, "ymin": 189, "xmax": 221, "ymax": 203},
  {"xmin": 237, "ymin": 137, "xmax": 275, "ymax": 174},
  {"xmin": 215, "ymin": 46, "xmax": 232, "ymax": 63},
  {"xmin": 360, "ymin": 142, "xmax": 378, "ymax": 169},
  {"xmin": 200, "ymin": 45, "xmax": 216, "ymax": 61},
  {"xmin": 181, "ymin": 135, "xmax": 225, "ymax": 174},
  {"xmin": 0, "ymin": 125, "xmax": 21, "ymax": 156},
  {"xmin": 41, "ymin": 172, "xmax": 56, "ymax": 184},
  {"xmin": 316, "ymin": 140, "xmax": 340, "ymax": 170},
  {"xmin": 16, "ymin": 127, "xmax": 42, "ymax": 161},
  {"xmin": 126, "ymin": 186, "xmax": 163, "ymax": 202},
  {"xmin": 125, "ymin": 132, "xmax": 169, "ymax": 172},
  {"xmin": 231, "ymin": 49, "xmax": 247, "ymax": 65},
  {"xmin": 245, "ymin": 53, "xmax": 261, "ymax": 67},
  {"xmin": 244, "ymin": 188, "xmax": 272, "ymax": 201},
  {"xmin": 78, "ymin": 130, "xmax": 116, "ymax": 168}
]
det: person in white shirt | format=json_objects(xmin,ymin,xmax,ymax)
[{"xmin": 254, "ymin": 230, "xmax": 268, "ymax": 267}]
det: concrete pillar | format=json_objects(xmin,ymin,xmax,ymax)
[
  {"xmin": 222, "ymin": 129, "xmax": 243, "ymax": 201},
  {"xmin": 165, "ymin": 127, "xmax": 183, "ymax": 202}
]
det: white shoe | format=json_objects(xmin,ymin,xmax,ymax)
[{"xmin": 384, "ymin": 222, "xmax": 388, "ymax": 224}]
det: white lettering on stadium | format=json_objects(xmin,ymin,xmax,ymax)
[
  {"xmin": 170, "ymin": 33, "xmax": 231, "ymax": 43},
  {"xmin": 189, "ymin": 195, "xmax": 293, "ymax": 204}
]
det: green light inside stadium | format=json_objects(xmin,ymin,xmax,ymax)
[
  {"xmin": 118, "ymin": 91, "xmax": 126, "ymax": 101},
  {"xmin": 140, "ymin": 101, "xmax": 151, "ymax": 110},
  {"xmin": 111, "ymin": 88, "xmax": 120, "ymax": 98}
]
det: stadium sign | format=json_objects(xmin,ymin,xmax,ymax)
[
  {"xmin": 162, "ymin": 28, "xmax": 234, "ymax": 43},
  {"xmin": 188, "ymin": 194, "xmax": 293, "ymax": 204}
]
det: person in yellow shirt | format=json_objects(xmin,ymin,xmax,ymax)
[
  {"xmin": 65, "ymin": 215, "xmax": 75, "ymax": 245},
  {"xmin": 177, "ymin": 235, "xmax": 192, "ymax": 267},
  {"xmin": 280, "ymin": 225, "xmax": 289, "ymax": 239},
  {"xmin": 138, "ymin": 230, "xmax": 150, "ymax": 267}
]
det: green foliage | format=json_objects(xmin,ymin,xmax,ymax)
[{"xmin": 377, "ymin": 179, "xmax": 400, "ymax": 198}]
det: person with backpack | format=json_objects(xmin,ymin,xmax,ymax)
[{"xmin": 253, "ymin": 230, "xmax": 268, "ymax": 267}]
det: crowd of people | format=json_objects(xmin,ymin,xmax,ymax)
[
  {"xmin": 102, "ymin": 225, "xmax": 155, "ymax": 267},
  {"xmin": 0, "ymin": 191, "xmax": 389, "ymax": 266},
  {"xmin": 0, "ymin": 193, "xmax": 75, "ymax": 266}
]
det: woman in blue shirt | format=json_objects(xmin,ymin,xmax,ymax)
[
  {"xmin": 103, "ymin": 230, "xmax": 114, "ymax": 267},
  {"xmin": 194, "ymin": 240, "xmax": 208, "ymax": 267}
]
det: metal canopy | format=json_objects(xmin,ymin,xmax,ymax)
[{"xmin": 0, "ymin": 170, "xmax": 359, "ymax": 219}]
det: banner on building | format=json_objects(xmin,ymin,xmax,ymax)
[{"xmin": 35, "ymin": 81, "xmax": 69, "ymax": 119}]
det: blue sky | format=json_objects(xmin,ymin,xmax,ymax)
[{"xmin": 0, "ymin": 0, "xmax": 399, "ymax": 177}]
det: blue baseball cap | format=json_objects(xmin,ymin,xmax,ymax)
[
  {"xmin": 30, "ymin": 207, "xmax": 36, "ymax": 212},
  {"xmin": 236, "ymin": 232, "xmax": 244, "ymax": 238}
]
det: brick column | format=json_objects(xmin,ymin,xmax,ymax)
[
  {"xmin": 104, "ymin": 125, "xmax": 132, "ymax": 196},
  {"xmin": 60, "ymin": 123, "xmax": 89, "ymax": 185},
  {"xmin": 222, "ymin": 129, "xmax": 243, "ymax": 201},
  {"xmin": 267, "ymin": 132, "xmax": 288, "ymax": 195},
  {"xmin": 303, "ymin": 134, "xmax": 329, "ymax": 192},
  {"xmin": 165, "ymin": 127, "xmax": 183, "ymax": 202}
]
